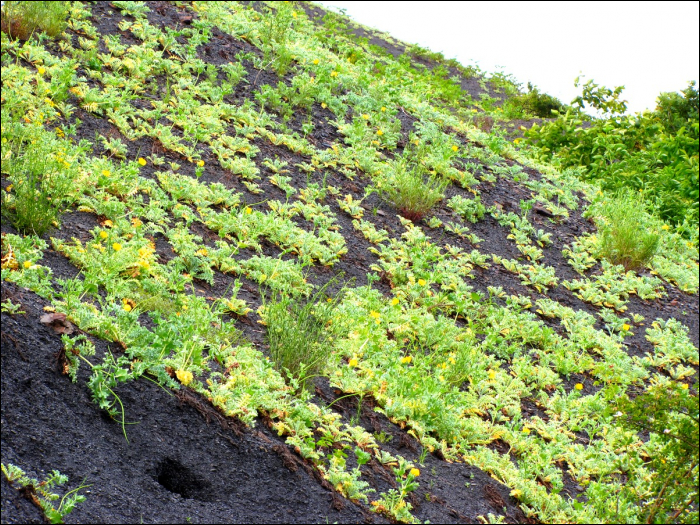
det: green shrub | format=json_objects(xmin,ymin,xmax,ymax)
[
  {"xmin": 525, "ymin": 79, "xmax": 699, "ymax": 231},
  {"xmin": 656, "ymin": 81, "xmax": 699, "ymax": 134},
  {"xmin": 595, "ymin": 194, "xmax": 659, "ymax": 272},
  {"xmin": 606, "ymin": 380, "xmax": 698, "ymax": 524},
  {"xmin": 378, "ymin": 160, "xmax": 448, "ymax": 222},
  {"xmin": 1, "ymin": 123, "xmax": 77, "ymax": 236},
  {"xmin": 263, "ymin": 278, "xmax": 346, "ymax": 391},
  {"xmin": 1, "ymin": 1, "xmax": 70, "ymax": 40},
  {"xmin": 503, "ymin": 83, "xmax": 564, "ymax": 118}
]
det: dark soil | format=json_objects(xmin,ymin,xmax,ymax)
[
  {"xmin": 1, "ymin": 281, "xmax": 368, "ymax": 524},
  {"xmin": 2, "ymin": 2, "xmax": 697, "ymax": 524}
]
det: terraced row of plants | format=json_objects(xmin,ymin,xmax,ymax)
[{"xmin": 1, "ymin": 1, "xmax": 698, "ymax": 523}]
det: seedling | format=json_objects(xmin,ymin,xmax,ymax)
[{"xmin": 1, "ymin": 463, "xmax": 89, "ymax": 524}]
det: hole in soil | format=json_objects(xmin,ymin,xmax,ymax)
[{"xmin": 155, "ymin": 458, "xmax": 212, "ymax": 500}]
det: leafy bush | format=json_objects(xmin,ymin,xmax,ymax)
[
  {"xmin": 656, "ymin": 81, "xmax": 699, "ymax": 134},
  {"xmin": 263, "ymin": 278, "xmax": 345, "ymax": 391},
  {"xmin": 524, "ymin": 79, "xmax": 699, "ymax": 232},
  {"xmin": 594, "ymin": 194, "xmax": 659, "ymax": 271},
  {"xmin": 1, "ymin": 1, "xmax": 69, "ymax": 40},
  {"xmin": 503, "ymin": 83, "xmax": 564, "ymax": 118},
  {"xmin": 607, "ymin": 380, "xmax": 698, "ymax": 524},
  {"xmin": 378, "ymin": 160, "xmax": 448, "ymax": 222}
]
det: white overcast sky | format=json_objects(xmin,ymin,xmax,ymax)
[{"xmin": 318, "ymin": 1, "xmax": 700, "ymax": 114}]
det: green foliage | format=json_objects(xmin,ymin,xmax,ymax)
[
  {"xmin": 1, "ymin": 1, "xmax": 69, "ymax": 40},
  {"xmin": 1, "ymin": 3, "xmax": 698, "ymax": 523},
  {"xmin": 1, "ymin": 463, "xmax": 89, "ymax": 524},
  {"xmin": 525, "ymin": 79, "xmax": 699, "ymax": 231},
  {"xmin": 656, "ymin": 81, "xmax": 700, "ymax": 134},
  {"xmin": 594, "ymin": 193, "xmax": 660, "ymax": 272},
  {"xmin": 1, "ymin": 298, "xmax": 25, "ymax": 314},
  {"xmin": 572, "ymin": 76, "xmax": 628, "ymax": 115},
  {"xmin": 608, "ymin": 380, "xmax": 698, "ymax": 524},
  {"xmin": 263, "ymin": 278, "xmax": 345, "ymax": 391},
  {"xmin": 448, "ymin": 194, "xmax": 486, "ymax": 223},
  {"xmin": 258, "ymin": 2, "xmax": 297, "ymax": 75},
  {"xmin": 377, "ymin": 160, "xmax": 448, "ymax": 222},
  {"xmin": 1, "ymin": 123, "xmax": 79, "ymax": 236},
  {"xmin": 503, "ymin": 83, "xmax": 564, "ymax": 118}
]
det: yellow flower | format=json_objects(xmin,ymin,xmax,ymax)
[
  {"xmin": 176, "ymin": 369, "xmax": 193, "ymax": 386},
  {"xmin": 123, "ymin": 302, "xmax": 132, "ymax": 312},
  {"xmin": 622, "ymin": 324, "xmax": 631, "ymax": 331},
  {"xmin": 23, "ymin": 261, "xmax": 32, "ymax": 269},
  {"xmin": 401, "ymin": 355, "xmax": 412, "ymax": 364},
  {"xmin": 417, "ymin": 278, "xmax": 426, "ymax": 286},
  {"xmin": 99, "ymin": 230, "xmax": 108, "ymax": 239},
  {"xmin": 37, "ymin": 66, "xmax": 46, "ymax": 75},
  {"xmin": 348, "ymin": 358, "xmax": 359, "ymax": 367},
  {"xmin": 362, "ymin": 114, "xmax": 369, "ymax": 120},
  {"xmin": 112, "ymin": 242, "xmax": 122, "ymax": 251},
  {"xmin": 313, "ymin": 58, "xmax": 319, "ymax": 65},
  {"xmin": 409, "ymin": 468, "xmax": 420, "ymax": 477},
  {"xmin": 101, "ymin": 170, "xmax": 111, "ymax": 177},
  {"xmin": 197, "ymin": 160, "xmax": 205, "ymax": 167},
  {"xmin": 661, "ymin": 224, "xmax": 670, "ymax": 231},
  {"xmin": 451, "ymin": 145, "xmax": 459, "ymax": 152},
  {"xmin": 681, "ymin": 383, "xmax": 689, "ymax": 390},
  {"xmin": 391, "ymin": 297, "xmax": 399, "ymax": 306},
  {"xmin": 138, "ymin": 158, "xmax": 147, "ymax": 166},
  {"xmin": 321, "ymin": 102, "xmax": 327, "ymax": 109},
  {"xmin": 376, "ymin": 129, "xmax": 383, "ymax": 136},
  {"xmin": 196, "ymin": 248, "xmax": 208, "ymax": 256},
  {"xmin": 574, "ymin": 383, "xmax": 584, "ymax": 390},
  {"xmin": 369, "ymin": 311, "xmax": 380, "ymax": 319},
  {"xmin": 330, "ymin": 71, "xmax": 338, "ymax": 77},
  {"xmin": 513, "ymin": 138, "xmax": 521, "ymax": 145},
  {"xmin": 487, "ymin": 370, "xmax": 496, "ymax": 379},
  {"xmin": 522, "ymin": 427, "xmax": 531, "ymax": 434},
  {"xmin": 381, "ymin": 106, "xmax": 386, "ymax": 112},
  {"xmin": 245, "ymin": 207, "xmax": 252, "ymax": 214},
  {"xmin": 131, "ymin": 218, "xmax": 142, "ymax": 227}
]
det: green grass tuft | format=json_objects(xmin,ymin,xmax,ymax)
[
  {"xmin": 597, "ymin": 193, "xmax": 660, "ymax": 272},
  {"xmin": 1, "ymin": 1, "xmax": 70, "ymax": 40}
]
